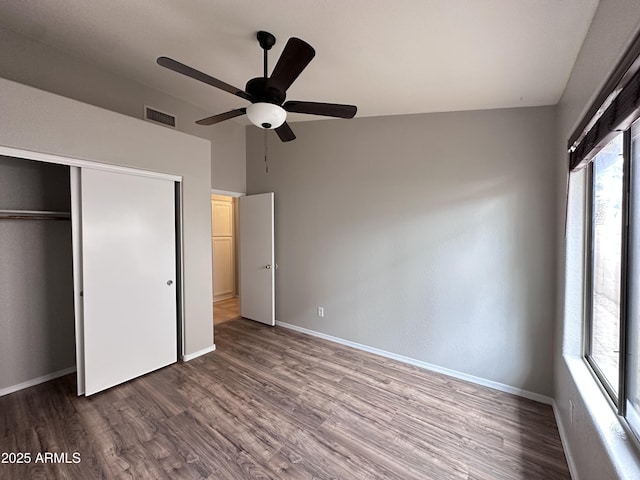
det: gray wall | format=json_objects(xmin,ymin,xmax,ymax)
[
  {"xmin": 247, "ymin": 106, "xmax": 557, "ymax": 396},
  {"xmin": 0, "ymin": 77, "xmax": 214, "ymax": 390},
  {"xmin": 210, "ymin": 121, "xmax": 246, "ymax": 194},
  {"xmin": 555, "ymin": 0, "xmax": 640, "ymax": 478},
  {"xmin": 0, "ymin": 157, "xmax": 75, "ymax": 389},
  {"xmin": 0, "ymin": 26, "xmax": 246, "ymax": 193}
]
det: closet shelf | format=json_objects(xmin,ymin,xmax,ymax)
[{"xmin": 0, "ymin": 209, "xmax": 71, "ymax": 220}]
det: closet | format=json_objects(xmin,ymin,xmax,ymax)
[
  {"xmin": 0, "ymin": 155, "xmax": 180, "ymax": 397},
  {"xmin": 0, "ymin": 156, "xmax": 75, "ymax": 393}
]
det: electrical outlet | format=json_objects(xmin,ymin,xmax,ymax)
[
  {"xmin": 317, "ymin": 306, "xmax": 324, "ymax": 317},
  {"xmin": 569, "ymin": 399, "xmax": 574, "ymax": 426}
]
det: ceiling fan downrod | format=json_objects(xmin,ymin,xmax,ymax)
[{"xmin": 257, "ymin": 31, "xmax": 276, "ymax": 79}]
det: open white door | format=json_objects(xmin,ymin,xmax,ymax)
[
  {"xmin": 239, "ymin": 193, "xmax": 275, "ymax": 326},
  {"xmin": 79, "ymin": 168, "xmax": 177, "ymax": 395}
]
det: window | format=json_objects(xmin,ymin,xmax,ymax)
[
  {"xmin": 584, "ymin": 120, "xmax": 640, "ymax": 439},
  {"xmin": 587, "ymin": 133, "xmax": 624, "ymax": 400},
  {"xmin": 627, "ymin": 122, "xmax": 640, "ymax": 437},
  {"xmin": 570, "ymin": 27, "xmax": 640, "ymax": 441}
]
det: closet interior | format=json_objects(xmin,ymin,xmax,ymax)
[{"xmin": 0, "ymin": 155, "xmax": 75, "ymax": 394}]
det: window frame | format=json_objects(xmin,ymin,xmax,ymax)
[
  {"xmin": 620, "ymin": 129, "xmax": 631, "ymax": 418},
  {"xmin": 584, "ymin": 129, "xmax": 632, "ymax": 417}
]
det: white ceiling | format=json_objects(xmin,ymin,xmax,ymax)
[{"xmin": 0, "ymin": 0, "xmax": 599, "ymax": 123}]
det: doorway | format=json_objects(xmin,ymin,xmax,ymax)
[
  {"xmin": 211, "ymin": 193, "xmax": 240, "ymax": 325},
  {"xmin": 211, "ymin": 190, "xmax": 276, "ymax": 328}
]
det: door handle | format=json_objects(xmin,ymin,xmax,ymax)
[
  {"xmin": 167, "ymin": 280, "xmax": 173, "ymax": 285},
  {"xmin": 265, "ymin": 264, "xmax": 278, "ymax": 270}
]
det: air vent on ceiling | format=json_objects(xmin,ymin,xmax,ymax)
[{"xmin": 144, "ymin": 105, "xmax": 176, "ymax": 128}]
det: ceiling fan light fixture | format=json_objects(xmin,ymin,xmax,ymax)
[{"xmin": 246, "ymin": 102, "xmax": 286, "ymax": 129}]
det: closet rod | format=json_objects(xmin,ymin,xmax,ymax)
[{"xmin": 0, "ymin": 209, "xmax": 71, "ymax": 220}]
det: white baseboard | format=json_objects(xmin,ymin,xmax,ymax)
[
  {"xmin": 552, "ymin": 400, "xmax": 579, "ymax": 480},
  {"xmin": 275, "ymin": 321, "xmax": 553, "ymax": 405},
  {"xmin": 182, "ymin": 344, "xmax": 216, "ymax": 361},
  {"xmin": 0, "ymin": 366, "xmax": 77, "ymax": 397}
]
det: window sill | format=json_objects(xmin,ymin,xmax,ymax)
[{"xmin": 564, "ymin": 354, "xmax": 640, "ymax": 479}]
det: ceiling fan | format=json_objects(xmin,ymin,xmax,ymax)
[{"xmin": 157, "ymin": 31, "xmax": 357, "ymax": 142}]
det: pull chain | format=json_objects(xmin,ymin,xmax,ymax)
[{"xmin": 264, "ymin": 130, "xmax": 269, "ymax": 174}]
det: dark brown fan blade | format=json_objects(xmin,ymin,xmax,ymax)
[
  {"xmin": 267, "ymin": 38, "xmax": 316, "ymax": 93},
  {"xmin": 275, "ymin": 122, "xmax": 296, "ymax": 142},
  {"xmin": 196, "ymin": 108, "xmax": 247, "ymax": 126},
  {"xmin": 157, "ymin": 57, "xmax": 252, "ymax": 102},
  {"xmin": 283, "ymin": 101, "xmax": 357, "ymax": 119}
]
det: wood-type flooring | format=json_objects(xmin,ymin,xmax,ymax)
[
  {"xmin": 0, "ymin": 319, "xmax": 570, "ymax": 479},
  {"xmin": 214, "ymin": 297, "xmax": 240, "ymax": 325}
]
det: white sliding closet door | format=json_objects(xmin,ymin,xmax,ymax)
[{"xmin": 80, "ymin": 168, "xmax": 177, "ymax": 396}]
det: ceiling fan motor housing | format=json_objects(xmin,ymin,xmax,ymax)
[{"xmin": 245, "ymin": 77, "xmax": 285, "ymax": 105}]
